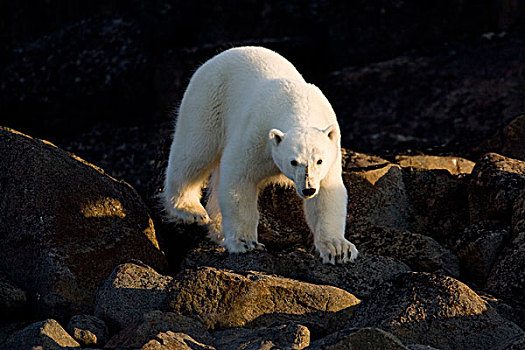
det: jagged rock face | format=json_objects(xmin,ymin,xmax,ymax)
[
  {"xmin": 66, "ymin": 314, "xmax": 108, "ymax": 347},
  {"xmin": 2, "ymin": 319, "xmax": 80, "ymax": 349},
  {"xmin": 0, "ymin": 127, "xmax": 167, "ymax": 320},
  {"xmin": 348, "ymin": 273, "xmax": 523, "ymax": 350}
]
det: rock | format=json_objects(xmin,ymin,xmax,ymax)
[
  {"xmin": 212, "ymin": 322, "xmax": 310, "ymax": 350},
  {"xmin": 0, "ymin": 16, "xmax": 153, "ymax": 139},
  {"xmin": 395, "ymin": 155, "xmax": 475, "ymax": 175},
  {"xmin": 106, "ymin": 310, "xmax": 211, "ymax": 349},
  {"xmin": 469, "ymin": 153, "xmax": 525, "ymax": 224},
  {"xmin": 142, "ymin": 331, "xmax": 215, "ymax": 350},
  {"xmin": 456, "ymin": 222, "xmax": 510, "ymax": 287},
  {"xmin": 349, "ymin": 272, "xmax": 523, "ymax": 350},
  {"xmin": 182, "ymin": 243, "xmax": 411, "ymax": 299},
  {"xmin": 0, "ymin": 273, "xmax": 28, "ymax": 322},
  {"xmin": 322, "ymin": 36, "xmax": 525, "ymax": 155},
  {"xmin": 66, "ymin": 314, "xmax": 108, "ymax": 347},
  {"xmin": 343, "ymin": 162, "xmax": 413, "ymax": 233},
  {"xmin": 0, "ymin": 127, "xmax": 167, "ymax": 320},
  {"xmin": 401, "ymin": 166, "xmax": 470, "ymax": 247},
  {"xmin": 2, "ymin": 319, "xmax": 80, "ymax": 348},
  {"xmin": 513, "ymin": 187, "xmax": 525, "ymax": 234},
  {"xmin": 504, "ymin": 335, "xmax": 525, "ymax": 350},
  {"xmin": 349, "ymin": 226, "xmax": 460, "ymax": 277},
  {"xmin": 309, "ymin": 327, "xmax": 408, "ymax": 350},
  {"xmin": 95, "ymin": 262, "xmax": 174, "ymax": 331},
  {"xmin": 169, "ymin": 267, "xmax": 360, "ymax": 331},
  {"xmin": 485, "ymin": 231, "xmax": 525, "ymax": 306},
  {"xmin": 476, "ymin": 114, "xmax": 525, "ymax": 161}
]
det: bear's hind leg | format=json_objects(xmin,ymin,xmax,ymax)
[
  {"xmin": 163, "ymin": 136, "xmax": 220, "ymax": 225},
  {"xmin": 205, "ymin": 167, "xmax": 223, "ymax": 243}
]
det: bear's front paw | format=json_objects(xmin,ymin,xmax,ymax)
[
  {"xmin": 315, "ymin": 237, "xmax": 358, "ymax": 265},
  {"xmin": 222, "ymin": 237, "xmax": 266, "ymax": 254}
]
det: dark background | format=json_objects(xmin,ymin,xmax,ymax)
[{"xmin": 1, "ymin": 0, "xmax": 524, "ymax": 201}]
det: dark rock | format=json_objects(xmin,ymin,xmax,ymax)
[
  {"xmin": 322, "ymin": 36, "xmax": 525, "ymax": 155},
  {"xmin": 95, "ymin": 262, "xmax": 174, "ymax": 332},
  {"xmin": 349, "ymin": 272, "xmax": 523, "ymax": 350},
  {"xmin": 212, "ymin": 322, "xmax": 310, "ymax": 350},
  {"xmin": 395, "ymin": 155, "xmax": 475, "ymax": 175},
  {"xmin": 476, "ymin": 114, "xmax": 525, "ymax": 161},
  {"xmin": 344, "ymin": 163, "xmax": 413, "ymax": 233},
  {"xmin": 142, "ymin": 331, "xmax": 215, "ymax": 350},
  {"xmin": 66, "ymin": 314, "xmax": 108, "ymax": 347},
  {"xmin": 504, "ymin": 335, "xmax": 525, "ymax": 350},
  {"xmin": 349, "ymin": 226, "xmax": 460, "ymax": 277},
  {"xmin": 309, "ymin": 327, "xmax": 408, "ymax": 350},
  {"xmin": 401, "ymin": 167, "xmax": 470, "ymax": 247},
  {"xmin": 182, "ymin": 243, "xmax": 411, "ymax": 299},
  {"xmin": 169, "ymin": 267, "xmax": 360, "ymax": 331},
  {"xmin": 0, "ymin": 16, "xmax": 153, "ymax": 140},
  {"xmin": 2, "ymin": 319, "xmax": 80, "ymax": 348},
  {"xmin": 0, "ymin": 273, "xmax": 28, "ymax": 322},
  {"xmin": 106, "ymin": 310, "xmax": 212, "ymax": 349},
  {"xmin": 469, "ymin": 153, "xmax": 525, "ymax": 224},
  {"xmin": 486, "ymin": 231, "xmax": 525, "ymax": 306},
  {"xmin": 0, "ymin": 127, "xmax": 167, "ymax": 320},
  {"xmin": 456, "ymin": 222, "xmax": 510, "ymax": 286}
]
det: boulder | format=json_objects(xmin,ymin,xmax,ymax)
[
  {"xmin": 394, "ymin": 155, "xmax": 475, "ymax": 175},
  {"xmin": 349, "ymin": 226, "xmax": 460, "ymax": 277},
  {"xmin": 0, "ymin": 127, "xmax": 167, "ymax": 320},
  {"xmin": 169, "ymin": 267, "xmax": 360, "ymax": 331},
  {"xmin": 95, "ymin": 261, "xmax": 174, "ymax": 331},
  {"xmin": 476, "ymin": 114, "xmax": 525, "ymax": 161},
  {"xmin": 485, "ymin": 231, "xmax": 525, "ymax": 306},
  {"xmin": 212, "ymin": 322, "xmax": 310, "ymax": 350},
  {"xmin": 0, "ymin": 273, "xmax": 28, "ymax": 322},
  {"xmin": 469, "ymin": 153, "xmax": 525, "ymax": 224},
  {"xmin": 309, "ymin": 327, "xmax": 408, "ymax": 350},
  {"xmin": 66, "ymin": 314, "xmax": 108, "ymax": 347},
  {"xmin": 349, "ymin": 272, "xmax": 523, "ymax": 350},
  {"xmin": 456, "ymin": 222, "xmax": 510, "ymax": 287},
  {"xmin": 105, "ymin": 310, "xmax": 212, "ymax": 349},
  {"xmin": 181, "ymin": 243, "xmax": 411, "ymax": 299},
  {"xmin": 401, "ymin": 166, "xmax": 470, "ymax": 247},
  {"xmin": 1, "ymin": 319, "xmax": 80, "ymax": 349},
  {"xmin": 142, "ymin": 332, "xmax": 215, "ymax": 350}
]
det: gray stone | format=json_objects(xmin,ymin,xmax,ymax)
[
  {"xmin": 0, "ymin": 273, "xmax": 27, "ymax": 322},
  {"xmin": 349, "ymin": 226, "xmax": 460, "ymax": 277},
  {"xmin": 395, "ymin": 155, "xmax": 475, "ymax": 175},
  {"xmin": 95, "ymin": 261, "xmax": 174, "ymax": 331},
  {"xmin": 349, "ymin": 272, "xmax": 523, "ymax": 350},
  {"xmin": 105, "ymin": 310, "xmax": 211, "ymax": 349},
  {"xmin": 0, "ymin": 127, "xmax": 167, "ymax": 320},
  {"xmin": 169, "ymin": 267, "xmax": 360, "ymax": 331},
  {"xmin": 212, "ymin": 322, "xmax": 310, "ymax": 350},
  {"xmin": 66, "ymin": 314, "xmax": 108, "ymax": 347},
  {"xmin": 142, "ymin": 331, "xmax": 216, "ymax": 350},
  {"xmin": 2, "ymin": 319, "xmax": 80, "ymax": 348},
  {"xmin": 309, "ymin": 327, "xmax": 408, "ymax": 350},
  {"xmin": 486, "ymin": 231, "xmax": 525, "ymax": 306}
]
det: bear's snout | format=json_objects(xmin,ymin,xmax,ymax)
[{"xmin": 302, "ymin": 188, "xmax": 316, "ymax": 197}]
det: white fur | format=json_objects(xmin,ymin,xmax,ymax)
[{"xmin": 163, "ymin": 46, "xmax": 358, "ymax": 264}]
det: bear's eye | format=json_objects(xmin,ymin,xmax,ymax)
[
  {"xmin": 317, "ymin": 159, "xmax": 323, "ymax": 165},
  {"xmin": 290, "ymin": 160, "xmax": 298, "ymax": 166}
]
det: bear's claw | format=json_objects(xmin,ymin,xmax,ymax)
[
  {"xmin": 222, "ymin": 237, "xmax": 266, "ymax": 253},
  {"xmin": 316, "ymin": 237, "xmax": 358, "ymax": 265}
]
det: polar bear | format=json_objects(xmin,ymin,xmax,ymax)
[{"xmin": 163, "ymin": 46, "xmax": 358, "ymax": 264}]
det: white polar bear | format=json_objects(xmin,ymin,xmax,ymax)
[{"xmin": 163, "ymin": 46, "xmax": 358, "ymax": 264}]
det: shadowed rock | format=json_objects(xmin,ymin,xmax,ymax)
[
  {"xmin": 309, "ymin": 327, "xmax": 409, "ymax": 350},
  {"xmin": 66, "ymin": 314, "xmax": 108, "ymax": 347},
  {"xmin": 2, "ymin": 319, "xmax": 80, "ymax": 349},
  {"xmin": 349, "ymin": 272, "xmax": 523, "ymax": 350},
  {"xmin": 0, "ymin": 127, "xmax": 167, "ymax": 320}
]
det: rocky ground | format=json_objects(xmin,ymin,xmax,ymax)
[{"xmin": 1, "ymin": 1, "xmax": 525, "ymax": 349}]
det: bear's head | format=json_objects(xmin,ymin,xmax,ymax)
[{"xmin": 269, "ymin": 125, "xmax": 339, "ymax": 199}]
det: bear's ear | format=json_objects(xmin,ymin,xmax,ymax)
[
  {"xmin": 269, "ymin": 129, "xmax": 284, "ymax": 146},
  {"xmin": 323, "ymin": 124, "xmax": 338, "ymax": 141}
]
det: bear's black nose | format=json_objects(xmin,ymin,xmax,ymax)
[{"xmin": 302, "ymin": 188, "xmax": 316, "ymax": 197}]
